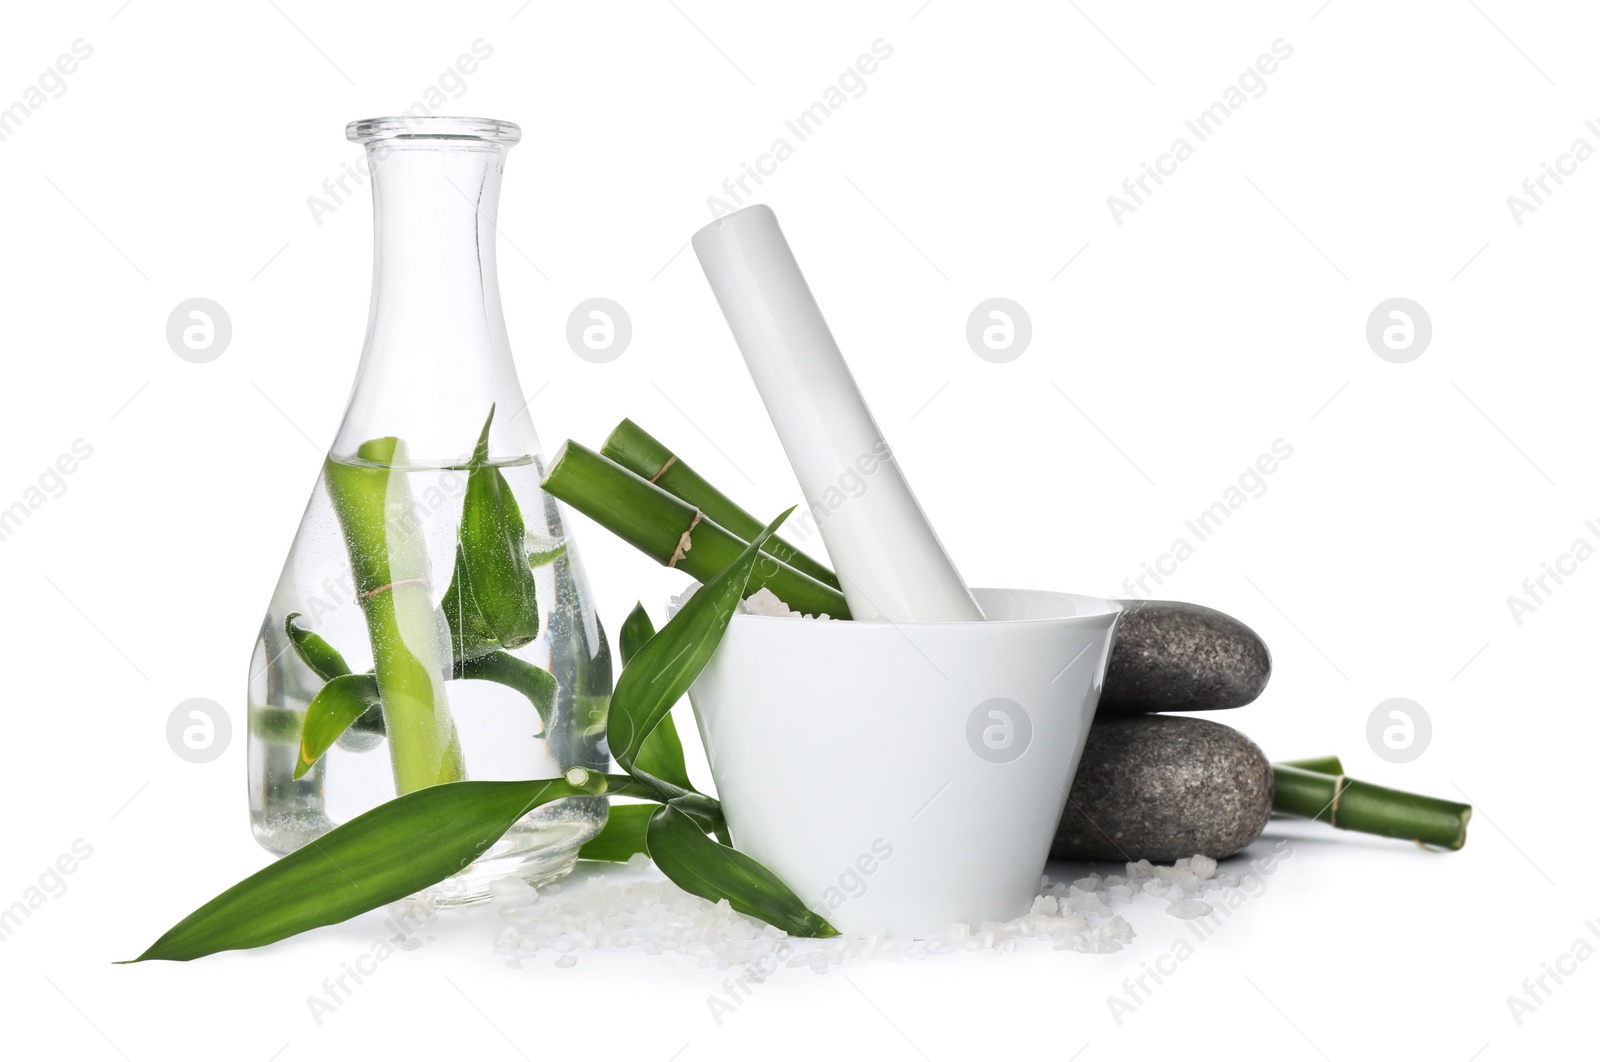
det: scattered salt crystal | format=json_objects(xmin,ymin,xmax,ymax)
[
  {"xmin": 488, "ymin": 875, "xmax": 539, "ymax": 911},
  {"xmin": 627, "ymin": 852, "xmax": 652, "ymax": 869},
  {"xmin": 387, "ymin": 893, "xmax": 435, "ymax": 921},
  {"xmin": 486, "ymin": 852, "xmax": 1270, "ymax": 972},
  {"xmin": 672, "ymin": 581, "xmax": 837, "ymax": 620},
  {"xmin": 741, "ymin": 587, "xmax": 798, "ymax": 617}
]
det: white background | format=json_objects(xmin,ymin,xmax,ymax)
[{"xmin": 1, "ymin": 1, "xmax": 1593, "ymax": 1058}]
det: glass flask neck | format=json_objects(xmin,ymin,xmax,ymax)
[{"xmin": 333, "ymin": 118, "xmax": 536, "ymax": 466}]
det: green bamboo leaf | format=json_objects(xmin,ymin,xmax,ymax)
[
  {"xmin": 284, "ymin": 612, "xmax": 351, "ymax": 682},
  {"xmin": 295, "ymin": 674, "xmax": 381, "ymax": 779},
  {"xmin": 453, "ymin": 650, "xmax": 557, "ymax": 733},
  {"xmin": 600, "ymin": 772, "xmax": 722, "ymax": 829},
  {"xmin": 608, "ymin": 509, "xmax": 792, "ymax": 775},
  {"xmin": 441, "ymin": 550, "xmax": 500, "ymax": 661},
  {"xmin": 282, "ymin": 615, "xmax": 387, "ymax": 745},
  {"xmin": 620, "ymin": 603, "xmax": 694, "ymax": 793},
  {"xmin": 618, "ymin": 601, "xmax": 654, "ymax": 665},
  {"xmin": 127, "ymin": 773, "xmax": 606, "ymax": 963},
  {"xmin": 633, "ymin": 708, "xmax": 690, "ymax": 788},
  {"xmin": 647, "ymin": 804, "xmax": 835, "ymax": 938},
  {"xmin": 601, "ymin": 772, "xmax": 677, "ymax": 802},
  {"xmin": 577, "ymin": 803, "xmax": 655, "ymax": 862},
  {"xmin": 442, "ymin": 407, "xmax": 541, "ymax": 660}
]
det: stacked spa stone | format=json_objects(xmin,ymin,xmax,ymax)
[{"xmin": 1053, "ymin": 600, "xmax": 1275, "ymax": 863}]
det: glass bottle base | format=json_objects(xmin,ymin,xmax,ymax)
[{"xmin": 252, "ymin": 795, "xmax": 604, "ymax": 907}]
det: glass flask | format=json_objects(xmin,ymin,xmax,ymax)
[{"xmin": 247, "ymin": 116, "xmax": 610, "ymax": 903}]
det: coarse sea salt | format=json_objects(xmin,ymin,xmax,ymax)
[
  {"xmin": 490, "ymin": 852, "xmax": 1242, "ymax": 972},
  {"xmin": 670, "ymin": 582, "xmax": 833, "ymax": 621}
]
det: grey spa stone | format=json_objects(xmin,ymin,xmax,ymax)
[
  {"xmin": 1052, "ymin": 715, "xmax": 1273, "ymax": 863},
  {"xmin": 1098, "ymin": 599, "xmax": 1271, "ymax": 716}
]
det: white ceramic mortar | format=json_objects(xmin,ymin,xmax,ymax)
[{"xmin": 676, "ymin": 588, "xmax": 1121, "ymax": 937}]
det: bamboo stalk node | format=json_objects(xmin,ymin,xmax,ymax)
[
  {"xmin": 650, "ymin": 455, "xmax": 679, "ymax": 483},
  {"xmin": 1329, "ymin": 774, "xmax": 1347, "ymax": 826},
  {"xmin": 668, "ymin": 512, "xmax": 703, "ymax": 568},
  {"xmin": 360, "ymin": 577, "xmax": 430, "ymax": 600}
]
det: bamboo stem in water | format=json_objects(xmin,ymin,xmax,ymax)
[{"xmin": 324, "ymin": 438, "xmax": 464, "ymax": 794}]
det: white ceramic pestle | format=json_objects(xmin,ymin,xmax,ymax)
[{"xmin": 692, "ymin": 205, "xmax": 984, "ymax": 623}]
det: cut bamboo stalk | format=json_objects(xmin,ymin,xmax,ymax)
[
  {"xmin": 1272, "ymin": 764, "xmax": 1470, "ymax": 849},
  {"xmin": 601, "ymin": 418, "xmax": 840, "ymax": 589},
  {"xmin": 1277, "ymin": 755, "xmax": 1345, "ymax": 775},
  {"xmin": 542, "ymin": 440, "xmax": 851, "ymax": 619}
]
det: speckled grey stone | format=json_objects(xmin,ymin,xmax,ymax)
[
  {"xmin": 1098, "ymin": 600, "xmax": 1271, "ymax": 716},
  {"xmin": 1052, "ymin": 715, "xmax": 1273, "ymax": 863}
]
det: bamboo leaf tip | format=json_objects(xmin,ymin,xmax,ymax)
[{"xmin": 473, "ymin": 407, "xmax": 496, "ymax": 463}]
